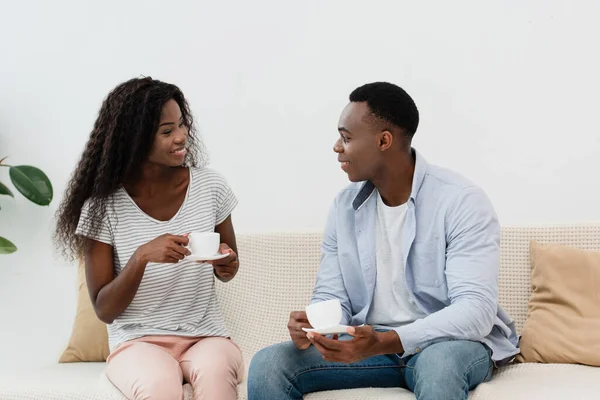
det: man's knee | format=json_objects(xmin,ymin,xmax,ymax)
[
  {"xmin": 412, "ymin": 340, "xmax": 489, "ymax": 377},
  {"xmin": 248, "ymin": 341, "xmax": 301, "ymax": 384},
  {"xmin": 250, "ymin": 342, "xmax": 293, "ymax": 375},
  {"xmin": 407, "ymin": 341, "xmax": 491, "ymax": 400}
]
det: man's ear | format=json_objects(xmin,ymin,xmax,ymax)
[{"xmin": 379, "ymin": 130, "xmax": 393, "ymax": 151}]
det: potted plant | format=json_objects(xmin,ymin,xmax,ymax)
[{"xmin": 0, "ymin": 156, "xmax": 53, "ymax": 254}]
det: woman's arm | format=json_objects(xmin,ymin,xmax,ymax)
[
  {"xmin": 84, "ymin": 233, "xmax": 190, "ymax": 323},
  {"xmin": 212, "ymin": 215, "xmax": 239, "ymax": 282},
  {"xmin": 84, "ymin": 239, "xmax": 146, "ymax": 324}
]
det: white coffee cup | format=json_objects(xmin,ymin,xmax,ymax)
[
  {"xmin": 188, "ymin": 232, "xmax": 220, "ymax": 256},
  {"xmin": 305, "ymin": 299, "xmax": 342, "ymax": 329}
]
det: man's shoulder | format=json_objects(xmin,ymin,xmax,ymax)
[
  {"xmin": 422, "ymin": 162, "xmax": 496, "ymax": 219},
  {"xmin": 423, "ymin": 163, "xmax": 479, "ymax": 193}
]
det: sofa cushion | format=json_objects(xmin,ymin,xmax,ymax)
[
  {"xmin": 0, "ymin": 363, "xmax": 194, "ymax": 400},
  {"xmin": 472, "ymin": 363, "xmax": 600, "ymax": 399},
  {"xmin": 1, "ymin": 363, "xmax": 598, "ymax": 399},
  {"xmin": 516, "ymin": 241, "xmax": 600, "ymax": 365},
  {"xmin": 59, "ymin": 260, "xmax": 109, "ymax": 363}
]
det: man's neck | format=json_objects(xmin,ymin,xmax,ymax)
[{"xmin": 371, "ymin": 150, "xmax": 415, "ymax": 207}]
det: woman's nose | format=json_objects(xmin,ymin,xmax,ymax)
[{"xmin": 174, "ymin": 128, "xmax": 187, "ymax": 143}]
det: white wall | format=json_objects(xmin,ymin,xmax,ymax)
[{"xmin": 1, "ymin": 0, "xmax": 599, "ymax": 370}]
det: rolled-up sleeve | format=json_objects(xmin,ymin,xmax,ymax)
[{"xmin": 395, "ymin": 186, "xmax": 500, "ymax": 355}]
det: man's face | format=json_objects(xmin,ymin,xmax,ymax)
[{"xmin": 334, "ymin": 102, "xmax": 385, "ymax": 182}]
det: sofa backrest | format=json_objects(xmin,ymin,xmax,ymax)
[{"xmin": 216, "ymin": 226, "xmax": 600, "ymax": 365}]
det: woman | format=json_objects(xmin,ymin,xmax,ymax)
[{"xmin": 55, "ymin": 77, "xmax": 243, "ymax": 400}]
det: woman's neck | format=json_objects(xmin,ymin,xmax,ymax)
[{"xmin": 125, "ymin": 163, "xmax": 186, "ymax": 197}]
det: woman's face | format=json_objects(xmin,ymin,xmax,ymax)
[{"xmin": 147, "ymin": 99, "xmax": 189, "ymax": 167}]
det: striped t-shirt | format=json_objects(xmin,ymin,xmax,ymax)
[{"xmin": 76, "ymin": 167, "xmax": 238, "ymax": 352}]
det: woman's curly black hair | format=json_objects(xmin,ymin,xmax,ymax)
[{"xmin": 54, "ymin": 76, "xmax": 207, "ymax": 260}]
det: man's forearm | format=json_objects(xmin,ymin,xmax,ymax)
[{"xmin": 375, "ymin": 330, "xmax": 405, "ymax": 355}]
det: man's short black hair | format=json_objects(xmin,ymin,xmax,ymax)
[{"xmin": 349, "ymin": 82, "xmax": 419, "ymax": 138}]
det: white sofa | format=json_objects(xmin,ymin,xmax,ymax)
[{"xmin": 1, "ymin": 226, "xmax": 599, "ymax": 399}]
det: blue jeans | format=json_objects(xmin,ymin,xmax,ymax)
[{"xmin": 247, "ymin": 337, "xmax": 493, "ymax": 400}]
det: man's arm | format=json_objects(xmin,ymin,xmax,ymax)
[
  {"xmin": 311, "ymin": 197, "xmax": 353, "ymax": 325},
  {"xmin": 391, "ymin": 186, "xmax": 500, "ymax": 356}
]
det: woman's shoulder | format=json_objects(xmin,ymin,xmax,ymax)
[
  {"xmin": 189, "ymin": 166, "xmax": 229, "ymax": 185},
  {"xmin": 189, "ymin": 167, "xmax": 234, "ymax": 201}
]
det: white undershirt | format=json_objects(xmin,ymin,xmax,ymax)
[{"xmin": 366, "ymin": 191, "xmax": 426, "ymax": 329}]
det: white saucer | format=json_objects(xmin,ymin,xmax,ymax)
[
  {"xmin": 186, "ymin": 253, "xmax": 228, "ymax": 262},
  {"xmin": 302, "ymin": 324, "xmax": 352, "ymax": 335}
]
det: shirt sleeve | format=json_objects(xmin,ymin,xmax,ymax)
[
  {"xmin": 394, "ymin": 186, "xmax": 500, "ymax": 356},
  {"xmin": 310, "ymin": 197, "xmax": 353, "ymax": 325},
  {"xmin": 214, "ymin": 172, "xmax": 239, "ymax": 225},
  {"xmin": 75, "ymin": 199, "xmax": 113, "ymax": 246}
]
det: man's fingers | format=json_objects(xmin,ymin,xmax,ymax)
[
  {"xmin": 310, "ymin": 337, "xmax": 340, "ymax": 361},
  {"xmin": 292, "ymin": 337, "xmax": 311, "ymax": 350},
  {"xmin": 347, "ymin": 325, "xmax": 373, "ymax": 338},
  {"xmin": 288, "ymin": 321, "xmax": 311, "ymax": 335},
  {"xmin": 309, "ymin": 333, "xmax": 344, "ymax": 351},
  {"xmin": 290, "ymin": 311, "xmax": 309, "ymax": 322}
]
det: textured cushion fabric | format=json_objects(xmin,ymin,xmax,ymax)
[
  {"xmin": 0, "ymin": 363, "xmax": 194, "ymax": 400},
  {"xmin": 1, "ymin": 363, "xmax": 598, "ymax": 400},
  {"xmin": 497, "ymin": 225, "xmax": 600, "ymax": 333},
  {"xmin": 516, "ymin": 241, "xmax": 600, "ymax": 365},
  {"xmin": 3, "ymin": 226, "xmax": 600, "ymax": 399},
  {"xmin": 472, "ymin": 363, "xmax": 600, "ymax": 399},
  {"xmin": 58, "ymin": 260, "xmax": 109, "ymax": 363}
]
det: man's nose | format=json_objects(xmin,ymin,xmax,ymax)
[{"xmin": 333, "ymin": 138, "xmax": 343, "ymax": 153}]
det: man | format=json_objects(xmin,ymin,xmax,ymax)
[{"xmin": 247, "ymin": 82, "xmax": 519, "ymax": 400}]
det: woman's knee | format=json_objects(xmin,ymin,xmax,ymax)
[
  {"xmin": 129, "ymin": 376, "xmax": 184, "ymax": 400},
  {"xmin": 182, "ymin": 338, "xmax": 244, "ymax": 385}
]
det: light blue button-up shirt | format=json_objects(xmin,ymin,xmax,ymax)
[{"xmin": 311, "ymin": 150, "xmax": 520, "ymax": 364}]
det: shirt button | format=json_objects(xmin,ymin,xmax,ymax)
[{"xmin": 415, "ymin": 347, "xmax": 422, "ymax": 353}]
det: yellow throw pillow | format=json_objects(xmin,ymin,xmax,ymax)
[
  {"xmin": 59, "ymin": 260, "xmax": 109, "ymax": 362},
  {"xmin": 516, "ymin": 241, "xmax": 600, "ymax": 365}
]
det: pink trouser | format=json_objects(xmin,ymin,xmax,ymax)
[{"xmin": 106, "ymin": 335, "xmax": 244, "ymax": 400}]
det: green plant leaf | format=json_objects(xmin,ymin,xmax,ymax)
[
  {"xmin": 0, "ymin": 236, "xmax": 17, "ymax": 254},
  {"xmin": 9, "ymin": 165, "xmax": 53, "ymax": 206},
  {"xmin": 0, "ymin": 181, "xmax": 13, "ymax": 197}
]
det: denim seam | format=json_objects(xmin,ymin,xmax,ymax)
[
  {"xmin": 286, "ymin": 364, "xmax": 403, "ymax": 397},
  {"xmin": 462, "ymin": 355, "xmax": 492, "ymax": 393},
  {"xmin": 464, "ymin": 353, "xmax": 491, "ymax": 378}
]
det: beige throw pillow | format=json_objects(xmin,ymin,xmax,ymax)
[
  {"xmin": 59, "ymin": 260, "xmax": 109, "ymax": 362},
  {"xmin": 516, "ymin": 241, "xmax": 600, "ymax": 365}
]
